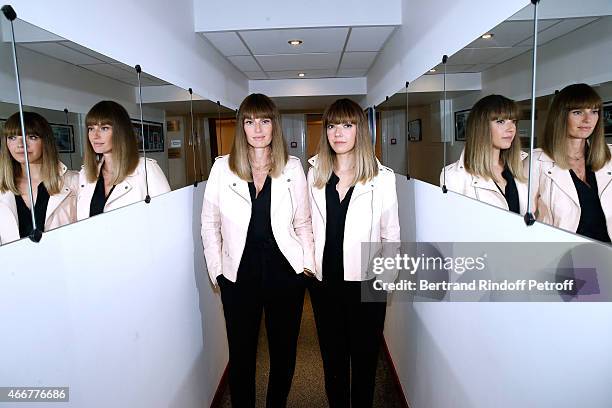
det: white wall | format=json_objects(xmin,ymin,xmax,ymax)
[
  {"xmin": 194, "ymin": 0, "xmax": 401, "ymax": 31},
  {"xmin": 8, "ymin": 0, "xmax": 248, "ymax": 109},
  {"xmin": 385, "ymin": 177, "xmax": 612, "ymax": 408},
  {"xmin": 0, "ymin": 183, "xmax": 228, "ymax": 408},
  {"xmin": 250, "ymin": 77, "xmax": 367, "ymax": 99},
  {"xmin": 366, "ymin": 0, "xmax": 530, "ymax": 107}
]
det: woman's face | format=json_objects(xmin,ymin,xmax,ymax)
[
  {"xmin": 88, "ymin": 123, "xmax": 113, "ymax": 154},
  {"xmin": 489, "ymin": 118, "xmax": 516, "ymax": 150},
  {"xmin": 243, "ymin": 117, "xmax": 273, "ymax": 148},
  {"xmin": 326, "ymin": 122, "xmax": 357, "ymax": 155},
  {"xmin": 6, "ymin": 133, "xmax": 43, "ymax": 165},
  {"xmin": 567, "ymin": 108, "xmax": 598, "ymax": 140}
]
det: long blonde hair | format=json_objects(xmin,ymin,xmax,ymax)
[
  {"xmin": 464, "ymin": 94, "xmax": 525, "ymax": 182},
  {"xmin": 229, "ymin": 93, "xmax": 287, "ymax": 181},
  {"xmin": 541, "ymin": 83, "xmax": 610, "ymax": 170},
  {"xmin": 313, "ymin": 98, "xmax": 378, "ymax": 189},
  {"xmin": 0, "ymin": 112, "xmax": 63, "ymax": 195},
  {"xmin": 84, "ymin": 101, "xmax": 139, "ymax": 184}
]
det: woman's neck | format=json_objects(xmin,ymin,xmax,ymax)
[
  {"xmin": 334, "ymin": 151, "xmax": 355, "ymax": 173},
  {"xmin": 566, "ymin": 138, "xmax": 586, "ymax": 159},
  {"xmin": 248, "ymin": 146, "xmax": 271, "ymax": 166},
  {"xmin": 21, "ymin": 162, "xmax": 42, "ymax": 183},
  {"xmin": 491, "ymin": 147, "xmax": 503, "ymax": 169},
  {"xmin": 102, "ymin": 153, "xmax": 114, "ymax": 175}
]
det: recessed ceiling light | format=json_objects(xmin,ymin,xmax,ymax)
[
  {"xmin": 288, "ymin": 40, "xmax": 303, "ymax": 46},
  {"xmin": 481, "ymin": 33, "xmax": 494, "ymax": 39},
  {"xmin": 298, "ymin": 73, "xmax": 306, "ymax": 77},
  {"xmin": 429, "ymin": 69, "xmax": 437, "ymax": 73}
]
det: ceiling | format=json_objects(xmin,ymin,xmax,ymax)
[
  {"xmin": 144, "ymin": 99, "xmax": 235, "ymax": 116},
  {"xmin": 200, "ymin": 26, "xmax": 396, "ymax": 80},
  {"xmin": 427, "ymin": 16, "xmax": 601, "ymax": 75}
]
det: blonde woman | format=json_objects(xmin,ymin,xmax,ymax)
[
  {"xmin": 0, "ymin": 112, "xmax": 77, "ymax": 244},
  {"xmin": 441, "ymin": 94, "xmax": 528, "ymax": 214},
  {"xmin": 528, "ymin": 84, "xmax": 611, "ymax": 242},
  {"xmin": 77, "ymin": 101, "xmax": 170, "ymax": 220},
  {"xmin": 201, "ymin": 93, "xmax": 315, "ymax": 407},
  {"xmin": 307, "ymin": 98, "xmax": 400, "ymax": 408}
]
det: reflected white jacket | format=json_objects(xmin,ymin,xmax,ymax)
[
  {"xmin": 440, "ymin": 150, "xmax": 529, "ymax": 215},
  {"xmin": 201, "ymin": 155, "xmax": 315, "ymax": 285},
  {"xmin": 526, "ymin": 146, "xmax": 612, "ymax": 237},
  {"xmin": 0, "ymin": 163, "xmax": 78, "ymax": 245},
  {"xmin": 77, "ymin": 157, "xmax": 170, "ymax": 220},
  {"xmin": 307, "ymin": 155, "xmax": 401, "ymax": 282}
]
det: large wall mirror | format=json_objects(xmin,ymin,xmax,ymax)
[
  {"xmin": 379, "ymin": 2, "xmax": 611, "ymax": 245},
  {"xmin": 0, "ymin": 13, "xmax": 234, "ymax": 246}
]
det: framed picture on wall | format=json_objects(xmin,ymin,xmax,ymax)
[
  {"xmin": 50, "ymin": 123, "xmax": 75, "ymax": 153},
  {"xmin": 132, "ymin": 119, "xmax": 165, "ymax": 153},
  {"xmin": 604, "ymin": 101, "xmax": 612, "ymax": 141},
  {"xmin": 454, "ymin": 109, "xmax": 470, "ymax": 142},
  {"xmin": 408, "ymin": 119, "xmax": 422, "ymax": 141}
]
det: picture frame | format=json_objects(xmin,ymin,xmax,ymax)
[
  {"xmin": 132, "ymin": 119, "xmax": 165, "ymax": 153},
  {"xmin": 50, "ymin": 123, "xmax": 75, "ymax": 153},
  {"xmin": 408, "ymin": 119, "xmax": 422, "ymax": 141},
  {"xmin": 604, "ymin": 101, "xmax": 612, "ymax": 141},
  {"xmin": 454, "ymin": 109, "xmax": 470, "ymax": 142}
]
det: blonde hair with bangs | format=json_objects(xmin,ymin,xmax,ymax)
[
  {"xmin": 0, "ymin": 111, "xmax": 63, "ymax": 195},
  {"xmin": 541, "ymin": 83, "xmax": 610, "ymax": 170},
  {"xmin": 229, "ymin": 93, "xmax": 288, "ymax": 181},
  {"xmin": 464, "ymin": 94, "xmax": 526, "ymax": 182},
  {"xmin": 84, "ymin": 101, "xmax": 139, "ymax": 184},
  {"xmin": 313, "ymin": 98, "xmax": 378, "ymax": 189}
]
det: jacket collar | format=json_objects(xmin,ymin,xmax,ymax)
[
  {"xmin": 458, "ymin": 149, "xmax": 528, "ymax": 193},
  {"xmin": 94, "ymin": 157, "xmax": 136, "ymax": 207},
  {"xmin": 45, "ymin": 162, "xmax": 72, "ymax": 220},
  {"xmin": 595, "ymin": 148, "xmax": 612, "ymax": 197}
]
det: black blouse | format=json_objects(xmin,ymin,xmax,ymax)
[
  {"xmin": 90, "ymin": 173, "xmax": 116, "ymax": 217},
  {"xmin": 569, "ymin": 167, "xmax": 611, "ymax": 243},
  {"xmin": 494, "ymin": 166, "xmax": 520, "ymax": 214},
  {"xmin": 15, "ymin": 182, "xmax": 50, "ymax": 238},
  {"xmin": 322, "ymin": 173, "xmax": 355, "ymax": 284}
]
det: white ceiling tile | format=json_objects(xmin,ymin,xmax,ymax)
[
  {"xmin": 345, "ymin": 26, "xmax": 396, "ymax": 52},
  {"xmin": 256, "ymin": 53, "xmax": 341, "ymax": 71},
  {"xmin": 488, "ymin": 46, "xmax": 531, "ymax": 64},
  {"xmin": 336, "ymin": 69, "xmax": 368, "ymax": 77},
  {"xmin": 241, "ymin": 28, "xmax": 348, "ymax": 55},
  {"xmin": 266, "ymin": 70, "xmax": 337, "ymax": 79},
  {"xmin": 202, "ymin": 32, "xmax": 250, "ymax": 56},
  {"xmin": 464, "ymin": 63, "xmax": 496, "ymax": 73},
  {"xmin": 228, "ymin": 55, "xmax": 261, "ymax": 71},
  {"xmin": 427, "ymin": 64, "xmax": 476, "ymax": 74},
  {"xmin": 517, "ymin": 17, "xmax": 599, "ymax": 47},
  {"xmin": 465, "ymin": 19, "xmax": 558, "ymax": 48},
  {"xmin": 78, "ymin": 63, "xmax": 138, "ymax": 85},
  {"xmin": 60, "ymin": 41, "xmax": 118, "ymax": 63},
  {"xmin": 339, "ymin": 51, "xmax": 377, "ymax": 70},
  {"xmin": 19, "ymin": 42, "xmax": 103, "ymax": 65},
  {"xmin": 244, "ymin": 71, "xmax": 268, "ymax": 79},
  {"xmin": 447, "ymin": 47, "xmax": 527, "ymax": 65}
]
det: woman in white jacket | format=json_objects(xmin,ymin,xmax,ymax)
[
  {"xmin": 201, "ymin": 93, "xmax": 315, "ymax": 407},
  {"xmin": 77, "ymin": 101, "xmax": 170, "ymax": 220},
  {"xmin": 0, "ymin": 111, "xmax": 77, "ymax": 244},
  {"xmin": 307, "ymin": 98, "xmax": 400, "ymax": 408},
  {"xmin": 527, "ymin": 83, "xmax": 611, "ymax": 243},
  {"xmin": 441, "ymin": 95, "xmax": 528, "ymax": 214}
]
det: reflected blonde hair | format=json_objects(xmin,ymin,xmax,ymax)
[
  {"xmin": 84, "ymin": 101, "xmax": 139, "ymax": 184},
  {"xmin": 229, "ymin": 93, "xmax": 287, "ymax": 181},
  {"xmin": 313, "ymin": 98, "xmax": 378, "ymax": 189},
  {"xmin": 464, "ymin": 94, "xmax": 525, "ymax": 182},
  {"xmin": 541, "ymin": 83, "xmax": 610, "ymax": 170},
  {"xmin": 0, "ymin": 112, "xmax": 63, "ymax": 195}
]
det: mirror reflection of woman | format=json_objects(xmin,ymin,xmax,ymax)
[
  {"xmin": 0, "ymin": 112, "xmax": 78, "ymax": 245},
  {"xmin": 201, "ymin": 93, "xmax": 315, "ymax": 407},
  {"xmin": 307, "ymin": 98, "xmax": 400, "ymax": 408},
  {"xmin": 441, "ymin": 95, "xmax": 528, "ymax": 214},
  {"xmin": 77, "ymin": 101, "xmax": 170, "ymax": 220},
  {"xmin": 528, "ymin": 83, "xmax": 611, "ymax": 243}
]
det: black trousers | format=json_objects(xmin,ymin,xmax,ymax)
[
  {"xmin": 309, "ymin": 280, "xmax": 387, "ymax": 408},
  {"xmin": 218, "ymin": 243, "xmax": 305, "ymax": 408}
]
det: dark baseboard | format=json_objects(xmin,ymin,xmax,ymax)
[
  {"xmin": 382, "ymin": 336, "xmax": 410, "ymax": 408},
  {"xmin": 210, "ymin": 364, "xmax": 229, "ymax": 408}
]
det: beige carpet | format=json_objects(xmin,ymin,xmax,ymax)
[{"xmin": 215, "ymin": 290, "xmax": 406, "ymax": 407}]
